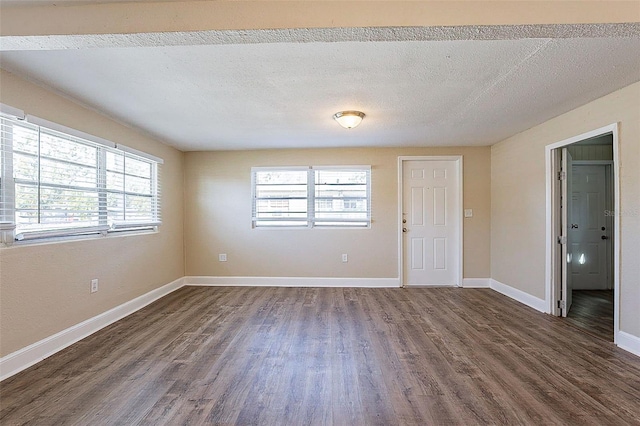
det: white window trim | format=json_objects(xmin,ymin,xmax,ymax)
[
  {"xmin": 0, "ymin": 108, "xmax": 162, "ymax": 246},
  {"xmin": 251, "ymin": 165, "xmax": 371, "ymax": 229}
]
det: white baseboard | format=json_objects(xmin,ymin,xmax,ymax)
[
  {"xmin": 490, "ymin": 279, "xmax": 547, "ymax": 313},
  {"xmin": 618, "ymin": 331, "xmax": 640, "ymax": 357},
  {"xmin": 462, "ymin": 278, "xmax": 491, "ymax": 288},
  {"xmin": 185, "ymin": 276, "xmax": 401, "ymax": 288},
  {"xmin": 0, "ymin": 277, "xmax": 185, "ymax": 382}
]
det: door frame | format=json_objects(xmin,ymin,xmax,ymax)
[
  {"xmin": 397, "ymin": 156, "xmax": 463, "ymax": 288},
  {"xmin": 544, "ymin": 123, "xmax": 620, "ymax": 342}
]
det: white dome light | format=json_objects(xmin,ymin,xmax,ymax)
[{"xmin": 333, "ymin": 111, "xmax": 365, "ymax": 129}]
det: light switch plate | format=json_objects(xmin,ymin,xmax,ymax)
[{"xmin": 464, "ymin": 209, "xmax": 473, "ymax": 218}]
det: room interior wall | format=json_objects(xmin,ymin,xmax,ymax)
[
  {"xmin": 491, "ymin": 81, "xmax": 640, "ymax": 337},
  {"xmin": 184, "ymin": 146, "xmax": 491, "ymax": 280},
  {"xmin": 2, "ymin": 1, "xmax": 639, "ymax": 37},
  {"xmin": 0, "ymin": 70, "xmax": 185, "ymax": 357}
]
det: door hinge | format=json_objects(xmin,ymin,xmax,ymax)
[
  {"xmin": 557, "ymin": 236, "xmax": 567, "ymax": 244},
  {"xmin": 558, "ymin": 171, "xmax": 566, "ymax": 180},
  {"xmin": 558, "ymin": 300, "xmax": 566, "ymax": 310}
]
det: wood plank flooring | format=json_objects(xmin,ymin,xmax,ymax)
[
  {"xmin": 566, "ymin": 290, "xmax": 614, "ymax": 341},
  {"xmin": 1, "ymin": 287, "xmax": 640, "ymax": 425}
]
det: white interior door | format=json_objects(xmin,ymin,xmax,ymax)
[
  {"xmin": 570, "ymin": 164, "xmax": 609, "ymax": 290},
  {"xmin": 402, "ymin": 158, "xmax": 461, "ymax": 286},
  {"xmin": 561, "ymin": 148, "xmax": 573, "ymax": 317}
]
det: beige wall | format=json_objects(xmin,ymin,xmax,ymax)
[
  {"xmin": 491, "ymin": 81, "xmax": 640, "ymax": 337},
  {"xmin": 3, "ymin": 1, "xmax": 639, "ymax": 36},
  {"xmin": 0, "ymin": 70, "xmax": 185, "ymax": 357},
  {"xmin": 185, "ymin": 146, "xmax": 490, "ymax": 280}
]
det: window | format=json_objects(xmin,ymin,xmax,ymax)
[
  {"xmin": 252, "ymin": 168, "xmax": 309, "ymax": 227},
  {"xmin": 0, "ymin": 110, "xmax": 162, "ymax": 243},
  {"xmin": 314, "ymin": 167, "xmax": 370, "ymax": 227},
  {"xmin": 251, "ymin": 166, "xmax": 371, "ymax": 228}
]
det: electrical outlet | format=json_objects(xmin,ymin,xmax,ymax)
[
  {"xmin": 464, "ymin": 209, "xmax": 473, "ymax": 218},
  {"xmin": 219, "ymin": 253, "xmax": 227, "ymax": 262},
  {"xmin": 342, "ymin": 254, "xmax": 348, "ymax": 263},
  {"xmin": 91, "ymin": 279, "xmax": 99, "ymax": 293}
]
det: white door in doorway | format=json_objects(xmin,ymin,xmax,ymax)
[
  {"xmin": 401, "ymin": 158, "xmax": 461, "ymax": 286},
  {"xmin": 570, "ymin": 164, "xmax": 610, "ymax": 290}
]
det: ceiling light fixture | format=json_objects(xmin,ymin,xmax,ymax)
[{"xmin": 333, "ymin": 111, "xmax": 365, "ymax": 129}]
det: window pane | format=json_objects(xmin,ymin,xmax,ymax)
[
  {"xmin": 253, "ymin": 169, "xmax": 309, "ymax": 227},
  {"xmin": 316, "ymin": 184, "xmax": 367, "ymax": 197},
  {"xmin": 106, "ymin": 151, "xmax": 124, "ymax": 173},
  {"xmin": 107, "ymin": 171, "xmax": 124, "ymax": 191},
  {"xmin": 13, "ymin": 153, "xmax": 38, "ymax": 182},
  {"xmin": 125, "ymin": 175, "xmax": 151, "ymax": 195},
  {"xmin": 125, "ymin": 156, "xmax": 151, "ymax": 178},
  {"xmin": 315, "ymin": 198, "xmax": 367, "ymax": 212},
  {"xmin": 40, "ymin": 158, "xmax": 97, "ymax": 189},
  {"xmin": 125, "ymin": 194, "xmax": 153, "ymax": 221},
  {"xmin": 255, "ymin": 184, "xmax": 307, "ymax": 199},
  {"xmin": 255, "ymin": 198, "xmax": 307, "ymax": 217},
  {"xmin": 256, "ymin": 170, "xmax": 307, "ymax": 185},
  {"xmin": 313, "ymin": 169, "xmax": 370, "ymax": 226},
  {"xmin": 315, "ymin": 211, "xmax": 369, "ymax": 219},
  {"xmin": 15, "ymin": 184, "xmax": 38, "ymax": 225},
  {"xmin": 40, "ymin": 131, "xmax": 96, "ymax": 166},
  {"xmin": 39, "ymin": 187, "xmax": 100, "ymax": 225},
  {"xmin": 107, "ymin": 192, "xmax": 125, "ymax": 222},
  {"xmin": 12, "ymin": 125, "xmax": 39, "ymax": 155},
  {"xmin": 316, "ymin": 169, "xmax": 367, "ymax": 185}
]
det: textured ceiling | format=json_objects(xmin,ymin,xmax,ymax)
[{"xmin": 1, "ymin": 25, "xmax": 639, "ymax": 151}]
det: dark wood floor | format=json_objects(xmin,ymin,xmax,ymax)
[
  {"xmin": 2, "ymin": 287, "xmax": 640, "ymax": 425},
  {"xmin": 566, "ymin": 290, "xmax": 614, "ymax": 342}
]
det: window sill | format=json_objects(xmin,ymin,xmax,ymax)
[{"xmin": 0, "ymin": 227, "xmax": 159, "ymax": 248}]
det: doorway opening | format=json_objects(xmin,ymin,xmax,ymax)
[{"xmin": 546, "ymin": 124, "xmax": 619, "ymax": 343}]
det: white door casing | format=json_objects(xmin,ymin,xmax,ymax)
[
  {"xmin": 561, "ymin": 148, "xmax": 573, "ymax": 317},
  {"xmin": 399, "ymin": 157, "xmax": 462, "ymax": 287},
  {"xmin": 570, "ymin": 164, "xmax": 611, "ymax": 290}
]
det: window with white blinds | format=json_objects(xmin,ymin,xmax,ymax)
[
  {"xmin": 0, "ymin": 110, "xmax": 162, "ymax": 244},
  {"xmin": 251, "ymin": 166, "xmax": 371, "ymax": 228}
]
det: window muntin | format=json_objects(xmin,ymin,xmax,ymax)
[
  {"xmin": 251, "ymin": 166, "xmax": 371, "ymax": 228},
  {"xmin": 0, "ymin": 114, "xmax": 161, "ymax": 243}
]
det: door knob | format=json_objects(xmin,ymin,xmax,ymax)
[
  {"xmin": 601, "ymin": 235, "xmax": 609, "ymax": 240},
  {"xmin": 403, "ymin": 228, "xmax": 407, "ymax": 233}
]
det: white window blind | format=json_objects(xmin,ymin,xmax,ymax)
[
  {"xmin": 0, "ymin": 111, "xmax": 162, "ymax": 243},
  {"xmin": 252, "ymin": 167, "xmax": 309, "ymax": 227},
  {"xmin": 314, "ymin": 167, "xmax": 371, "ymax": 227},
  {"xmin": 251, "ymin": 166, "xmax": 371, "ymax": 228}
]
